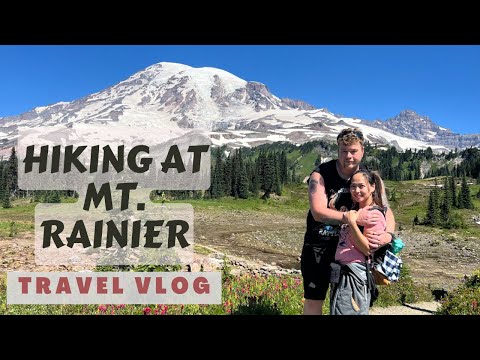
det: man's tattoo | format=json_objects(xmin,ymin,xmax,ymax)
[{"xmin": 309, "ymin": 179, "xmax": 319, "ymax": 194}]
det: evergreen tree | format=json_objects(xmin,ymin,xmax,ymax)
[
  {"xmin": 457, "ymin": 188, "xmax": 464, "ymax": 209},
  {"xmin": 51, "ymin": 190, "xmax": 61, "ymax": 203},
  {"xmin": 461, "ymin": 175, "xmax": 473, "ymax": 209},
  {"xmin": 0, "ymin": 161, "xmax": 4, "ymax": 206},
  {"xmin": 238, "ymin": 149, "xmax": 249, "ymax": 199},
  {"xmin": 449, "ymin": 176, "xmax": 457, "ymax": 208},
  {"xmin": 272, "ymin": 158, "xmax": 282, "ymax": 196},
  {"xmin": 232, "ymin": 151, "xmax": 240, "ymax": 198},
  {"xmin": 262, "ymin": 153, "xmax": 274, "ymax": 194},
  {"xmin": 2, "ymin": 190, "xmax": 10, "ymax": 208},
  {"xmin": 415, "ymin": 161, "xmax": 421, "ymax": 180},
  {"xmin": 413, "ymin": 214, "xmax": 419, "ymax": 225},
  {"xmin": 8, "ymin": 147, "xmax": 18, "ymax": 198},
  {"xmin": 43, "ymin": 191, "xmax": 51, "ymax": 203},
  {"xmin": 440, "ymin": 177, "xmax": 451, "ymax": 223},
  {"xmin": 211, "ymin": 150, "xmax": 224, "ymax": 198},
  {"xmin": 2, "ymin": 166, "xmax": 10, "ymax": 208},
  {"xmin": 425, "ymin": 147, "xmax": 433, "ymax": 160},
  {"xmin": 424, "ymin": 189, "xmax": 438, "ymax": 225},
  {"xmin": 33, "ymin": 190, "xmax": 42, "ymax": 202},
  {"xmin": 249, "ymin": 163, "xmax": 260, "ymax": 197},
  {"xmin": 224, "ymin": 154, "xmax": 233, "ymax": 197},
  {"xmin": 388, "ymin": 166, "xmax": 394, "ymax": 180},
  {"xmin": 280, "ymin": 151, "xmax": 288, "ymax": 184},
  {"xmin": 256, "ymin": 151, "xmax": 266, "ymax": 190},
  {"xmin": 424, "ymin": 181, "xmax": 439, "ymax": 225}
]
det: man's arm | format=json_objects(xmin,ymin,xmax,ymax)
[
  {"xmin": 385, "ymin": 207, "xmax": 395, "ymax": 234},
  {"xmin": 309, "ymin": 172, "xmax": 345, "ymax": 225}
]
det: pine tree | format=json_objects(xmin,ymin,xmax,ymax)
[
  {"xmin": 461, "ymin": 175, "xmax": 473, "ymax": 209},
  {"xmin": 263, "ymin": 153, "xmax": 274, "ymax": 194},
  {"xmin": 273, "ymin": 159, "xmax": 282, "ymax": 196},
  {"xmin": 51, "ymin": 190, "xmax": 61, "ymax": 203},
  {"xmin": 415, "ymin": 161, "xmax": 421, "ymax": 180},
  {"xmin": 2, "ymin": 190, "xmax": 10, "ymax": 208},
  {"xmin": 424, "ymin": 190, "xmax": 433, "ymax": 225},
  {"xmin": 424, "ymin": 181, "xmax": 439, "ymax": 225},
  {"xmin": 457, "ymin": 188, "xmax": 464, "ymax": 209},
  {"xmin": 0, "ymin": 161, "xmax": 4, "ymax": 206},
  {"xmin": 224, "ymin": 154, "xmax": 233, "ymax": 197},
  {"xmin": 8, "ymin": 147, "xmax": 18, "ymax": 198},
  {"xmin": 33, "ymin": 190, "xmax": 42, "ymax": 202},
  {"xmin": 238, "ymin": 149, "xmax": 249, "ymax": 199},
  {"xmin": 256, "ymin": 151, "xmax": 266, "ymax": 190},
  {"xmin": 413, "ymin": 214, "xmax": 419, "ymax": 225},
  {"xmin": 231, "ymin": 151, "xmax": 239, "ymax": 198},
  {"xmin": 249, "ymin": 163, "xmax": 260, "ymax": 197},
  {"xmin": 449, "ymin": 176, "xmax": 457, "ymax": 208},
  {"xmin": 440, "ymin": 177, "xmax": 451, "ymax": 223},
  {"xmin": 211, "ymin": 150, "xmax": 224, "ymax": 198},
  {"xmin": 280, "ymin": 151, "xmax": 288, "ymax": 184},
  {"xmin": 2, "ymin": 168, "xmax": 10, "ymax": 209}
]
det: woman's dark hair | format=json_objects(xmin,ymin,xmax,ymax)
[{"xmin": 351, "ymin": 169, "xmax": 385, "ymax": 209}]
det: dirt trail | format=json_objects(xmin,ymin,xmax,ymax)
[{"xmin": 369, "ymin": 301, "xmax": 440, "ymax": 315}]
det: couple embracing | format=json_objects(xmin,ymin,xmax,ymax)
[{"xmin": 301, "ymin": 127, "xmax": 396, "ymax": 315}]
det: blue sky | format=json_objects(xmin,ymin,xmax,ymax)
[{"xmin": 0, "ymin": 45, "xmax": 479, "ymax": 134}]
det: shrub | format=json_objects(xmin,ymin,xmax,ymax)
[
  {"xmin": 221, "ymin": 257, "xmax": 234, "ymax": 284},
  {"xmin": 436, "ymin": 268, "xmax": 480, "ymax": 315}
]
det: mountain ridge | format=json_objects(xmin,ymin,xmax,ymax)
[{"xmin": 1, "ymin": 62, "xmax": 478, "ymax": 153}]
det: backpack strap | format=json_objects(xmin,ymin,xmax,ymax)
[{"xmin": 370, "ymin": 205, "xmax": 387, "ymax": 218}]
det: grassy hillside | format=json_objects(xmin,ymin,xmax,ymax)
[{"xmin": 385, "ymin": 177, "xmax": 480, "ymax": 238}]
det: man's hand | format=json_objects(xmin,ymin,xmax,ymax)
[
  {"xmin": 356, "ymin": 206, "xmax": 381, "ymax": 226},
  {"xmin": 365, "ymin": 230, "xmax": 391, "ymax": 250}
]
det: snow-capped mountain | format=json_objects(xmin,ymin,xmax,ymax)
[{"xmin": 0, "ymin": 62, "xmax": 477, "ymax": 153}]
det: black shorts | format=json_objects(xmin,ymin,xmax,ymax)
[{"xmin": 300, "ymin": 239, "xmax": 339, "ymax": 301}]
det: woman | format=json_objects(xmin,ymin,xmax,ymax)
[{"xmin": 329, "ymin": 169, "xmax": 387, "ymax": 315}]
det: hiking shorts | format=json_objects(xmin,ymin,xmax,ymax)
[{"xmin": 300, "ymin": 240, "xmax": 338, "ymax": 301}]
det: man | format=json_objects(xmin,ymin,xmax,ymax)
[{"xmin": 301, "ymin": 127, "xmax": 395, "ymax": 315}]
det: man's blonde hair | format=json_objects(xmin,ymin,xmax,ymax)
[{"xmin": 336, "ymin": 127, "xmax": 364, "ymax": 146}]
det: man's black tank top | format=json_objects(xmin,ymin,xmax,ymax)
[{"xmin": 304, "ymin": 159, "xmax": 367, "ymax": 245}]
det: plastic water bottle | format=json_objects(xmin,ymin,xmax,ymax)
[{"xmin": 391, "ymin": 238, "xmax": 405, "ymax": 254}]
